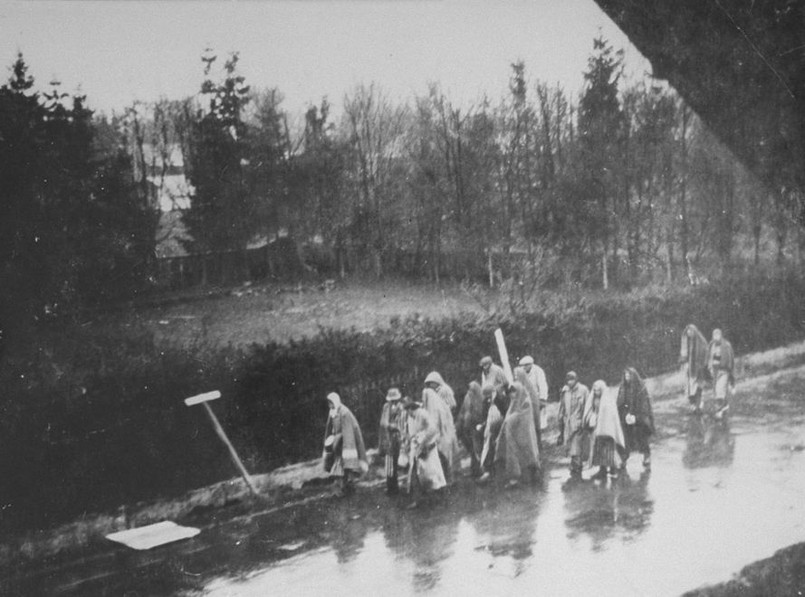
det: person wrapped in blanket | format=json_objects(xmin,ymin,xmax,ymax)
[
  {"xmin": 379, "ymin": 387, "xmax": 407, "ymax": 494},
  {"xmin": 423, "ymin": 371, "xmax": 457, "ymax": 414},
  {"xmin": 422, "ymin": 387, "xmax": 461, "ymax": 484},
  {"xmin": 585, "ymin": 380, "xmax": 626, "ymax": 480},
  {"xmin": 477, "ymin": 383, "xmax": 506, "ymax": 483},
  {"xmin": 456, "ymin": 381, "xmax": 486, "ymax": 478},
  {"xmin": 403, "ymin": 395, "xmax": 446, "ymax": 508},
  {"xmin": 557, "ymin": 371, "xmax": 590, "ymax": 479},
  {"xmin": 494, "ymin": 370, "xmax": 541, "ymax": 488},
  {"xmin": 617, "ymin": 368, "xmax": 655, "ymax": 471},
  {"xmin": 323, "ymin": 392, "xmax": 368, "ymax": 497},
  {"xmin": 680, "ymin": 324, "xmax": 709, "ymax": 413},
  {"xmin": 707, "ymin": 328, "xmax": 735, "ymax": 419}
]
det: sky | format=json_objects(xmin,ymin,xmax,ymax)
[{"xmin": 0, "ymin": 0, "xmax": 653, "ymax": 118}]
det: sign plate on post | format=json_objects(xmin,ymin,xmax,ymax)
[{"xmin": 184, "ymin": 391, "xmax": 221, "ymax": 407}]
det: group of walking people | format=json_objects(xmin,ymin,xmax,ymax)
[
  {"xmin": 680, "ymin": 325, "xmax": 735, "ymax": 417},
  {"xmin": 321, "ymin": 323, "xmax": 734, "ymax": 502}
]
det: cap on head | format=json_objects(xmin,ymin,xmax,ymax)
[
  {"xmin": 566, "ymin": 371, "xmax": 577, "ymax": 382},
  {"xmin": 386, "ymin": 387, "xmax": 402, "ymax": 402},
  {"xmin": 479, "ymin": 356, "xmax": 493, "ymax": 367},
  {"xmin": 326, "ymin": 392, "xmax": 341, "ymax": 408},
  {"xmin": 519, "ymin": 355, "xmax": 535, "ymax": 366}
]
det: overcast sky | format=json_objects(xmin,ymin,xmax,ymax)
[{"xmin": 0, "ymin": 0, "xmax": 653, "ymax": 117}]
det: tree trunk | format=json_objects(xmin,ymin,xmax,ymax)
[
  {"xmin": 487, "ymin": 249, "xmax": 494, "ymax": 288},
  {"xmin": 777, "ymin": 228, "xmax": 787, "ymax": 266},
  {"xmin": 666, "ymin": 234, "xmax": 674, "ymax": 284},
  {"xmin": 753, "ymin": 224, "xmax": 762, "ymax": 266},
  {"xmin": 602, "ymin": 248, "xmax": 609, "ymax": 290}
]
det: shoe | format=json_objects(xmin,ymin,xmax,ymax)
[
  {"xmin": 477, "ymin": 472, "xmax": 492, "ymax": 484},
  {"xmin": 643, "ymin": 457, "xmax": 651, "ymax": 470},
  {"xmin": 505, "ymin": 479, "xmax": 520, "ymax": 489},
  {"xmin": 607, "ymin": 468, "xmax": 619, "ymax": 478},
  {"xmin": 406, "ymin": 501, "xmax": 419, "ymax": 510}
]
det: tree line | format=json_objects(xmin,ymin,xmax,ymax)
[
  {"xmin": 135, "ymin": 38, "xmax": 800, "ymax": 289},
  {"xmin": 1, "ymin": 37, "xmax": 803, "ymax": 340}
]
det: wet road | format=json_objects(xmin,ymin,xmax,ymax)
[{"xmin": 6, "ymin": 367, "xmax": 805, "ymax": 596}]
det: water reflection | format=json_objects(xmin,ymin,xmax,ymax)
[
  {"xmin": 563, "ymin": 471, "xmax": 653, "ymax": 549},
  {"xmin": 683, "ymin": 416, "xmax": 735, "ymax": 469},
  {"xmin": 465, "ymin": 487, "xmax": 542, "ymax": 578},
  {"xmin": 381, "ymin": 498, "xmax": 460, "ymax": 592},
  {"xmin": 325, "ymin": 505, "xmax": 369, "ymax": 563}
]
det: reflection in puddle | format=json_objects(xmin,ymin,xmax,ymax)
[
  {"xmin": 683, "ymin": 416, "xmax": 735, "ymax": 469},
  {"xmin": 563, "ymin": 471, "xmax": 653, "ymax": 550}
]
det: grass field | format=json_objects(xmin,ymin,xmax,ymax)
[{"xmin": 111, "ymin": 280, "xmax": 485, "ymax": 348}]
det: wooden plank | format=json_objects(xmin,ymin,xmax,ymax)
[{"xmin": 106, "ymin": 521, "xmax": 200, "ymax": 551}]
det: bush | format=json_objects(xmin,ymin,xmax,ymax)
[{"xmin": 1, "ymin": 270, "xmax": 804, "ymax": 532}]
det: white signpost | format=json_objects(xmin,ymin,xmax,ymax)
[{"xmin": 184, "ymin": 390, "xmax": 259, "ymax": 498}]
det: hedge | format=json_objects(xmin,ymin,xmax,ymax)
[{"xmin": 0, "ymin": 269, "xmax": 803, "ymax": 532}]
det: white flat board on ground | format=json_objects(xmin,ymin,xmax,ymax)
[{"xmin": 106, "ymin": 521, "xmax": 200, "ymax": 550}]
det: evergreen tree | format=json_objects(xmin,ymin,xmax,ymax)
[
  {"xmin": 183, "ymin": 51, "xmax": 255, "ymax": 266},
  {"xmin": 577, "ymin": 36, "xmax": 626, "ymax": 288}
]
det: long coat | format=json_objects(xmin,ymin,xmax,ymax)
[
  {"xmin": 707, "ymin": 339, "xmax": 735, "ymax": 382},
  {"xmin": 422, "ymin": 388, "xmax": 460, "ymax": 479},
  {"xmin": 680, "ymin": 324, "xmax": 709, "ymax": 382},
  {"xmin": 494, "ymin": 382, "xmax": 540, "ymax": 478},
  {"xmin": 456, "ymin": 381, "xmax": 486, "ymax": 464},
  {"xmin": 323, "ymin": 404, "xmax": 367, "ymax": 473},
  {"xmin": 407, "ymin": 406, "xmax": 446, "ymax": 491},
  {"xmin": 378, "ymin": 401, "xmax": 406, "ymax": 456},
  {"xmin": 558, "ymin": 382, "xmax": 590, "ymax": 444},
  {"xmin": 586, "ymin": 381, "xmax": 625, "ymax": 467}
]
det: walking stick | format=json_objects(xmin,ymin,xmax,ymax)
[{"xmin": 185, "ymin": 391, "xmax": 260, "ymax": 498}]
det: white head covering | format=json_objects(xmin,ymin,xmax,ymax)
[
  {"xmin": 326, "ymin": 392, "xmax": 341, "ymax": 410},
  {"xmin": 592, "ymin": 380, "xmax": 607, "ymax": 395},
  {"xmin": 519, "ymin": 355, "xmax": 535, "ymax": 366},
  {"xmin": 424, "ymin": 371, "xmax": 445, "ymax": 386}
]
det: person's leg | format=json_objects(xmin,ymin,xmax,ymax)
[
  {"xmin": 535, "ymin": 415, "xmax": 543, "ymax": 451},
  {"xmin": 570, "ymin": 432, "xmax": 582, "ymax": 477},
  {"xmin": 386, "ymin": 449, "xmax": 399, "ymax": 494},
  {"xmin": 471, "ymin": 431, "xmax": 483, "ymax": 477},
  {"xmin": 438, "ymin": 450, "xmax": 451, "ymax": 485},
  {"xmin": 618, "ymin": 437, "xmax": 630, "ymax": 470}
]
